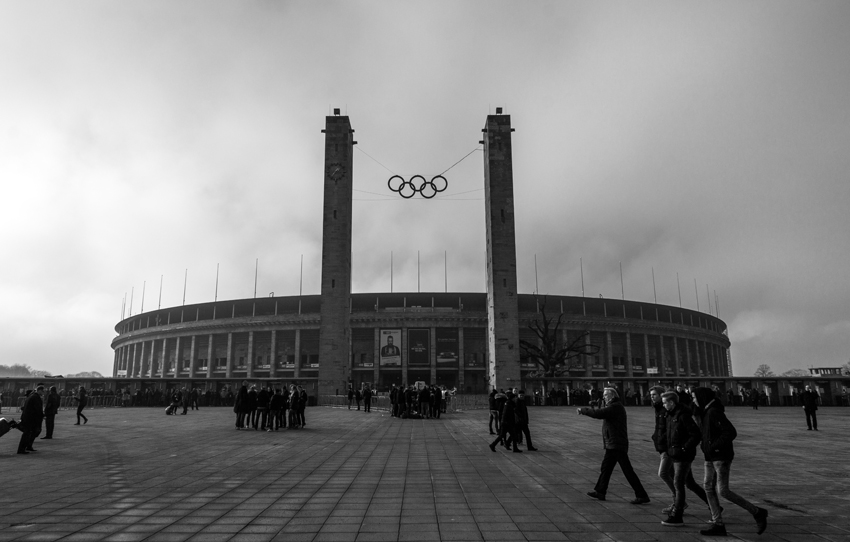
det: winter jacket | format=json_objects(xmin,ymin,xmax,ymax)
[
  {"xmin": 651, "ymin": 401, "xmax": 668, "ymax": 453},
  {"xmin": 579, "ymin": 397, "xmax": 629, "ymax": 451},
  {"xmin": 801, "ymin": 390, "xmax": 819, "ymax": 412},
  {"xmin": 21, "ymin": 392, "xmax": 45, "ymax": 428},
  {"xmin": 44, "ymin": 391, "xmax": 61, "ymax": 416},
  {"xmin": 694, "ymin": 387, "xmax": 736, "ymax": 462},
  {"xmin": 501, "ymin": 399, "xmax": 519, "ymax": 430},
  {"xmin": 665, "ymin": 403, "xmax": 701, "ymax": 462}
]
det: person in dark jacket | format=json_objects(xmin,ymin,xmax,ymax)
[
  {"xmin": 354, "ymin": 388, "xmax": 362, "ymax": 411},
  {"xmin": 42, "ymin": 386, "xmax": 61, "ymax": 439},
  {"xmin": 363, "ymin": 386, "xmax": 372, "ymax": 413},
  {"xmin": 660, "ymin": 391, "xmax": 702, "ymax": 526},
  {"xmin": 298, "ymin": 386, "xmax": 308, "ymax": 427},
  {"xmin": 577, "ymin": 387, "xmax": 649, "ymax": 504},
  {"xmin": 390, "ymin": 385, "xmax": 398, "ymax": 417},
  {"xmin": 489, "ymin": 392, "xmax": 522, "ymax": 453},
  {"xmin": 507, "ymin": 389, "xmax": 537, "ymax": 451},
  {"xmin": 347, "ymin": 387, "xmax": 354, "ymax": 410},
  {"xmin": 418, "ymin": 386, "xmax": 431, "ymax": 418},
  {"xmin": 74, "ymin": 387, "xmax": 89, "ymax": 425},
  {"xmin": 233, "ymin": 385, "xmax": 249, "ymax": 430},
  {"xmin": 18, "ymin": 386, "xmax": 45, "ymax": 454},
  {"xmin": 692, "ymin": 387, "xmax": 768, "ymax": 537},
  {"xmin": 488, "ymin": 390, "xmax": 499, "ymax": 435},
  {"xmin": 801, "ymin": 385, "xmax": 819, "ymax": 430},
  {"xmin": 180, "ymin": 387, "xmax": 190, "ymax": 415},
  {"xmin": 268, "ymin": 388, "xmax": 285, "ymax": 431},
  {"xmin": 650, "ymin": 386, "xmax": 708, "ymax": 518},
  {"xmin": 256, "ymin": 387, "xmax": 270, "ymax": 429}
]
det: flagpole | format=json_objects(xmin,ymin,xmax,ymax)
[
  {"xmin": 182, "ymin": 269, "xmax": 187, "ymax": 306},
  {"xmin": 694, "ymin": 278, "xmax": 700, "ymax": 311},
  {"xmin": 444, "ymin": 251, "xmax": 447, "ymax": 293},
  {"xmin": 140, "ymin": 281, "xmax": 146, "ymax": 313},
  {"xmin": 676, "ymin": 273, "xmax": 681, "ymax": 307},
  {"xmin": 620, "ymin": 261, "xmax": 624, "ymax": 300},
  {"xmin": 580, "ymin": 257, "xmax": 584, "ymax": 297},
  {"xmin": 158, "ymin": 275, "xmax": 163, "ymax": 310},
  {"xmin": 215, "ymin": 264, "xmax": 219, "ymax": 302},
  {"xmin": 254, "ymin": 258, "xmax": 258, "ymax": 299},
  {"xmin": 534, "ymin": 254, "xmax": 539, "ymax": 295},
  {"xmin": 129, "ymin": 287, "xmax": 134, "ymax": 316},
  {"xmin": 652, "ymin": 267, "xmax": 657, "ymax": 304}
]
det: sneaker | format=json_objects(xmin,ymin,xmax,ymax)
[
  {"xmin": 586, "ymin": 491, "xmax": 605, "ymax": 501},
  {"xmin": 630, "ymin": 496, "xmax": 651, "ymax": 505},
  {"xmin": 488, "ymin": 443, "xmax": 496, "ymax": 452},
  {"xmin": 512, "ymin": 448, "xmax": 523, "ymax": 453},
  {"xmin": 662, "ymin": 502, "xmax": 688, "ymax": 514},
  {"xmin": 662, "ymin": 515, "xmax": 683, "ymax": 526},
  {"xmin": 754, "ymin": 507, "xmax": 768, "ymax": 534},
  {"xmin": 700, "ymin": 523, "xmax": 727, "ymax": 536},
  {"xmin": 527, "ymin": 447, "xmax": 538, "ymax": 451}
]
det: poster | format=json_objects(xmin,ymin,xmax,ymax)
[
  {"xmin": 379, "ymin": 329, "xmax": 401, "ymax": 366},
  {"xmin": 408, "ymin": 329, "xmax": 430, "ymax": 366},
  {"xmin": 436, "ymin": 328, "xmax": 458, "ymax": 364}
]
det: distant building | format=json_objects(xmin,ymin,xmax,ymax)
[{"xmin": 809, "ymin": 367, "xmax": 843, "ymax": 377}]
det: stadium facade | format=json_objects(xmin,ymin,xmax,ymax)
[{"xmin": 111, "ymin": 112, "xmax": 732, "ymax": 396}]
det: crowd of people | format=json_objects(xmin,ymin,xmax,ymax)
[
  {"xmin": 232, "ymin": 382, "xmax": 308, "ymax": 431},
  {"xmin": 572, "ymin": 384, "xmax": 769, "ymax": 537},
  {"xmin": 1, "ymin": 385, "xmax": 90, "ymax": 455}
]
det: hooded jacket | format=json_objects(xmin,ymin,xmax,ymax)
[
  {"xmin": 694, "ymin": 386, "xmax": 736, "ymax": 462},
  {"xmin": 579, "ymin": 397, "xmax": 629, "ymax": 451}
]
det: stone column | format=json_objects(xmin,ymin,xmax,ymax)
[
  {"xmin": 401, "ymin": 327, "xmax": 408, "ymax": 387},
  {"xmin": 173, "ymin": 336, "xmax": 181, "ymax": 378},
  {"xmin": 684, "ymin": 338, "xmax": 692, "ymax": 377},
  {"xmin": 139, "ymin": 341, "xmax": 148, "ymax": 378},
  {"xmin": 317, "ymin": 113, "xmax": 354, "ymax": 396},
  {"xmin": 458, "ymin": 327, "xmax": 465, "ymax": 390},
  {"xmin": 584, "ymin": 333, "xmax": 593, "ymax": 377},
  {"xmin": 247, "ymin": 331, "xmax": 254, "ymax": 379},
  {"xmin": 643, "ymin": 334, "xmax": 650, "ymax": 377},
  {"xmin": 294, "ymin": 329, "xmax": 301, "ymax": 380},
  {"xmin": 672, "ymin": 337, "xmax": 680, "ymax": 378},
  {"xmin": 270, "ymin": 330, "xmax": 277, "ymax": 378},
  {"xmin": 625, "ymin": 332, "xmax": 633, "ymax": 377},
  {"xmin": 206, "ymin": 335, "xmax": 214, "ymax": 379},
  {"xmin": 430, "ymin": 327, "xmax": 437, "ymax": 384},
  {"xmin": 225, "ymin": 333, "xmax": 233, "ymax": 379},
  {"xmin": 189, "ymin": 335, "xmax": 197, "ymax": 377},
  {"xmin": 373, "ymin": 328, "xmax": 380, "ymax": 389},
  {"xmin": 160, "ymin": 338, "xmax": 167, "ymax": 379},
  {"xmin": 483, "ymin": 113, "xmax": 521, "ymax": 391},
  {"xmin": 606, "ymin": 331, "xmax": 614, "ymax": 378}
]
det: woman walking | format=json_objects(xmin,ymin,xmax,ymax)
[
  {"xmin": 74, "ymin": 387, "xmax": 89, "ymax": 425},
  {"xmin": 234, "ymin": 383, "xmax": 249, "ymax": 429}
]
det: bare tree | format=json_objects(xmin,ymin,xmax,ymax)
[
  {"xmin": 781, "ymin": 368, "xmax": 809, "ymax": 377},
  {"xmin": 754, "ymin": 364, "xmax": 775, "ymax": 377},
  {"xmin": 520, "ymin": 298, "xmax": 600, "ymax": 378}
]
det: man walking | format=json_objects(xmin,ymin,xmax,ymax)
[
  {"xmin": 508, "ymin": 390, "xmax": 537, "ymax": 451},
  {"xmin": 18, "ymin": 386, "xmax": 45, "ymax": 454},
  {"xmin": 692, "ymin": 387, "xmax": 768, "ymax": 537},
  {"xmin": 577, "ymin": 387, "xmax": 650, "ymax": 504},
  {"xmin": 801, "ymin": 385, "xmax": 819, "ymax": 431},
  {"xmin": 362, "ymin": 386, "xmax": 372, "ymax": 413},
  {"xmin": 650, "ymin": 386, "xmax": 708, "ymax": 518},
  {"xmin": 659, "ymin": 391, "xmax": 702, "ymax": 526},
  {"xmin": 489, "ymin": 391, "xmax": 522, "ymax": 453}
]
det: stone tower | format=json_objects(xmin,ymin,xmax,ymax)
[
  {"xmin": 318, "ymin": 112, "xmax": 354, "ymax": 396},
  {"xmin": 483, "ymin": 113, "xmax": 521, "ymax": 391}
]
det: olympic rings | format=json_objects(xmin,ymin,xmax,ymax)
[{"xmin": 387, "ymin": 175, "xmax": 449, "ymax": 199}]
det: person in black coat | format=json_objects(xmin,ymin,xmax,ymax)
[
  {"xmin": 692, "ymin": 387, "xmax": 768, "ymax": 537},
  {"xmin": 233, "ymin": 385, "xmax": 249, "ymax": 430},
  {"xmin": 18, "ymin": 386, "xmax": 45, "ymax": 454},
  {"xmin": 489, "ymin": 392, "xmax": 522, "ymax": 453},
  {"xmin": 389, "ymin": 385, "xmax": 398, "ymax": 417},
  {"xmin": 801, "ymin": 385, "xmax": 819, "ymax": 430},
  {"xmin": 347, "ymin": 387, "xmax": 354, "ymax": 410},
  {"xmin": 354, "ymin": 388, "xmax": 362, "ymax": 411},
  {"xmin": 506, "ymin": 390, "xmax": 537, "ymax": 451},
  {"xmin": 74, "ymin": 387, "xmax": 89, "ymax": 425},
  {"xmin": 488, "ymin": 390, "xmax": 499, "ymax": 434},
  {"xmin": 42, "ymin": 386, "xmax": 61, "ymax": 439},
  {"xmin": 362, "ymin": 387, "xmax": 372, "ymax": 413},
  {"xmin": 659, "ymin": 391, "xmax": 702, "ymax": 526},
  {"xmin": 577, "ymin": 387, "xmax": 649, "ymax": 504},
  {"xmin": 649, "ymin": 386, "xmax": 708, "ymax": 518}
]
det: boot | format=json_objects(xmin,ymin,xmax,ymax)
[{"xmin": 700, "ymin": 523, "xmax": 727, "ymax": 537}]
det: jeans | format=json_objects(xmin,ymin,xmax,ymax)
[
  {"xmin": 805, "ymin": 409, "xmax": 818, "ymax": 430},
  {"xmin": 595, "ymin": 449, "xmax": 648, "ymax": 498},
  {"xmin": 659, "ymin": 453, "xmax": 708, "ymax": 506},
  {"xmin": 703, "ymin": 460, "xmax": 758, "ymax": 524}
]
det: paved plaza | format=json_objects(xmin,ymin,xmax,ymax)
[{"xmin": 1, "ymin": 404, "xmax": 848, "ymax": 542}]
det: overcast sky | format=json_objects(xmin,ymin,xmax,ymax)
[{"xmin": 2, "ymin": 1, "xmax": 848, "ymax": 377}]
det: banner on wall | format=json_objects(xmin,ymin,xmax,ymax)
[
  {"xmin": 379, "ymin": 329, "xmax": 401, "ymax": 366},
  {"xmin": 436, "ymin": 328, "xmax": 458, "ymax": 364},
  {"xmin": 408, "ymin": 329, "xmax": 430, "ymax": 366}
]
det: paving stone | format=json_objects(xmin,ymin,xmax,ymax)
[{"xmin": 1, "ymin": 406, "xmax": 848, "ymax": 542}]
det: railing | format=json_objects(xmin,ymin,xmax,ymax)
[
  {"xmin": 318, "ymin": 394, "xmax": 490, "ymax": 413},
  {"xmin": 5, "ymin": 395, "xmax": 124, "ymax": 414}
]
